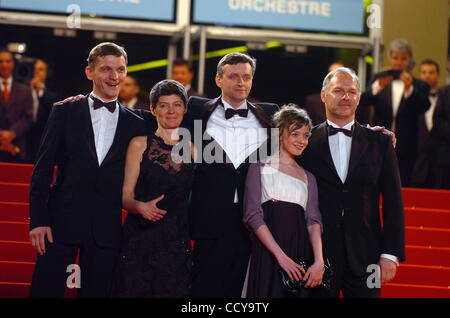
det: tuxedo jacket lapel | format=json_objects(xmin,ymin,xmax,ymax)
[
  {"xmin": 202, "ymin": 96, "xmax": 221, "ymax": 127},
  {"xmin": 315, "ymin": 123, "xmax": 341, "ymax": 182},
  {"xmin": 77, "ymin": 96, "xmax": 98, "ymax": 165},
  {"xmin": 247, "ymin": 101, "xmax": 272, "ymax": 128},
  {"xmin": 346, "ymin": 123, "xmax": 368, "ymax": 184}
]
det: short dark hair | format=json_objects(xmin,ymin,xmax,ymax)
[
  {"xmin": 126, "ymin": 74, "xmax": 140, "ymax": 86},
  {"xmin": 149, "ymin": 79, "xmax": 188, "ymax": 109},
  {"xmin": 87, "ymin": 42, "xmax": 128, "ymax": 69},
  {"xmin": 272, "ymin": 103, "xmax": 312, "ymax": 136},
  {"xmin": 217, "ymin": 52, "xmax": 256, "ymax": 77},
  {"xmin": 173, "ymin": 58, "xmax": 193, "ymax": 72},
  {"xmin": 420, "ymin": 59, "xmax": 440, "ymax": 74},
  {"xmin": 0, "ymin": 48, "xmax": 13, "ymax": 58}
]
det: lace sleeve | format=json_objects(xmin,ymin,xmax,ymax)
[
  {"xmin": 243, "ymin": 162, "xmax": 265, "ymax": 232},
  {"xmin": 305, "ymin": 169, "xmax": 323, "ymax": 232}
]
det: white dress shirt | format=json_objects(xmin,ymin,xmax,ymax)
[
  {"xmin": 31, "ymin": 83, "xmax": 45, "ymax": 122},
  {"xmin": 206, "ymin": 98, "xmax": 267, "ymax": 202},
  {"xmin": 0, "ymin": 76, "xmax": 12, "ymax": 94},
  {"xmin": 327, "ymin": 120, "xmax": 353, "ymax": 183},
  {"xmin": 424, "ymin": 92, "xmax": 438, "ymax": 131},
  {"xmin": 88, "ymin": 93, "xmax": 119, "ymax": 165},
  {"xmin": 122, "ymin": 96, "xmax": 138, "ymax": 109},
  {"xmin": 327, "ymin": 119, "xmax": 399, "ymax": 265}
]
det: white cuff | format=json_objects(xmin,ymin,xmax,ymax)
[
  {"xmin": 380, "ymin": 253, "xmax": 399, "ymax": 266},
  {"xmin": 372, "ymin": 80, "xmax": 382, "ymax": 95}
]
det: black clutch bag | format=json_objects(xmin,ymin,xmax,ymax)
[{"xmin": 278, "ymin": 258, "xmax": 333, "ymax": 294}]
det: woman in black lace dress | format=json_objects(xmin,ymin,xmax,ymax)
[{"xmin": 113, "ymin": 80, "xmax": 196, "ymax": 297}]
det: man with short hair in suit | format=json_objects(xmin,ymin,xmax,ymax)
[
  {"xmin": 26, "ymin": 58, "xmax": 58, "ymax": 163},
  {"xmin": 432, "ymin": 84, "xmax": 450, "ymax": 189},
  {"xmin": 299, "ymin": 67, "xmax": 405, "ymax": 298},
  {"xmin": 172, "ymin": 57, "xmax": 207, "ymax": 98},
  {"xmin": 358, "ymin": 39, "xmax": 430, "ymax": 187},
  {"xmin": 119, "ymin": 74, "xmax": 149, "ymax": 110},
  {"xmin": 417, "ymin": 59, "xmax": 441, "ymax": 151},
  {"xmin": 411, "ymin": 59, "xmax": 442, "ymax": 188},
  {"xmin": 185, "ymin": 52, "xmax": 278, "ymax": 297},
  {"xmin": 28, "ymin": 42, "xmax": 146, "ymax": 297},
  {"xmin": 0, "ymin": 49, "xmax": 33, "ymax": 162}
]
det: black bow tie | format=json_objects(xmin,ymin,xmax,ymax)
[
  {"xmin": 91, "ymin": 96, "xmax": 116, "ymax": 113},
  {"xmin": 225, "ymin": 107, "xmax": 248, "ymax": 120},
  {"xmin": 328, "ymin": 125, "xmax": 354, "ymax": 137}
]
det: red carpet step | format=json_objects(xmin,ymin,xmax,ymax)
[
  {"xmin": 0, "ymin": 261, "xmax": 34, "ymax": 283},
  {"xmin": 0, "ymin": 283, "xmax": 77, "ymax": 298},
  {"xmin": 0, "ymin": 183, "xmax": 29, "ymax": 203},
  {"xmin": 405, "ymin": 207, "xmax": 450, "ymax": 228},
  {"xmin": 0, "ymin": 221, "xmax": 29, "ymax": 242},
  {"xmin": 405, "ymin": 226, "xmax": 450, "ymax": 247},
  {"xmin": 0, "ymin": 163, "xmax": 33, "ymax": 184},
  {"xmin": 405, "ymin": 245, "xmax": 450, "ymax": 267},
  {"xmin": 0, "ymin": 240, "xmax": 35, "ymax": 262},
  {"xmin": 402, "ymin": 188, "xmax": 450, "ymax": 210},
  {"xmin": 0, "ymin": 202, "xmax": 29, "ymax": 222},
  {"xmin": 0, "ymin": 282, "xmax": 30, "ymax": 298},
  {"xmin": 390, "ymin": 264, "xmax": 450, "ymax": 287}
]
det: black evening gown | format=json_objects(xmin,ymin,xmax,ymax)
[
  {"xmin": 246, "ymin": 200, "xmax": 313, "ymax": 298},
  {"xmin": 113, "ymin": 134, "xmax": 195, "ymax": 297}
]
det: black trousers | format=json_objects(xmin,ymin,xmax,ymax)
[
  {"xmin": 29, "ymin": 230, "xmax": 119, "ymax": 298},
  {"xmin": 190, "ymin": 204, "xmax": 251, "ymax": 298},
  {"xmin": 312, "ymin": 222, "xmax": 381, "ymax": 298}
]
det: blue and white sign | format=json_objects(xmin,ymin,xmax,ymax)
[
  {"xmin": 0, "ymin": 0, "xmax": 176, "ymax": 22},
  {"xmin": 192, "ymin": 0, "xmax": 364, "ymax": 34}
]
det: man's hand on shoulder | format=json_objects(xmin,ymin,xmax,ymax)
[
  {"xmin": 368, "ymin": 125, "xmax": 397, "ymax": 148},
  {"xmin": 53, "ymin": 94, "xmax": 84, "ymax": 106}
]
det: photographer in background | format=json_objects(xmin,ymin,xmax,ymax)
[{"xmin": 358, "ymin": 39, "xmax": 430, "ymax": 187}]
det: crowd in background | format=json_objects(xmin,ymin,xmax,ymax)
[{"xmin": 0, "ymin": 39, "xmax": 449, "ymax": 189}]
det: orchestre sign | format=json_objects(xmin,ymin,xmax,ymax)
[{"xmin": 192, "ymin": 0, "xmax": 364, "ymax": 34}]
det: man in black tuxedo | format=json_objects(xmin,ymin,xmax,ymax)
[
  {"xmin": 299, "ymin": 68, "xmax": 405, "ymax": 298},
  {"xmin": 26, "ymin": 58, "xmax": 58, "ymax": 163},
  {"xmin": 184, "ymin": 52, "xmax": 278, "ymax": 297},
  {"xmin": 0, "ymin": 49, "xmax": 33, "ymax": 162},
  {"xmin": 358, "ymin": 39, "xmax": 430, "ymax": 187},
  {"xmin": 28, "ymin": 42, "xmax": 146, "ymax": 297}
]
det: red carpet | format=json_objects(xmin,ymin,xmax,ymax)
[{"xmin": 0, "ymin": 162, "xmax": 449, "ymax": 298}]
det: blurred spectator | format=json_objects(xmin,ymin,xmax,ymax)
[
  {"xmin": 417, "ymin": 59, "xmax": 441, "ymax": 151},
  {"xmin": 172, "ymin": 58, "xmax": 206, "ymax": 98},
  {"xmin": 119, "ymin": 75, "xmax": 148, "ymax": 110},
  {"xmin": 0, "ymin": 49, "xmax": 33, "ymax": 163},
  {"xmin": 431, "ymin": 85, "xmax": 450, "ymax": 189},
  {"xmin": 26, "ymin": 58, "xmax": 58, "ymax": 163},
  {"xmin": 359, "ymin": 39, "xmax": 430, "ymax": 187},
  {"xmin": 304, "ymin": 61, "xmax": 344, "ymax": 126}
]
